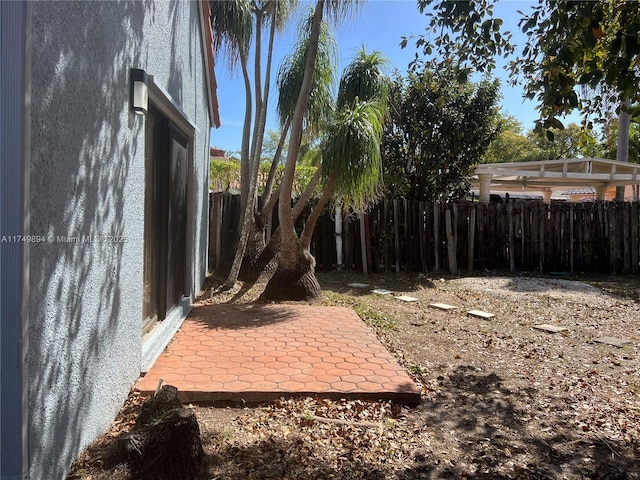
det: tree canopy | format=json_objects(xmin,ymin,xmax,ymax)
[
  {"xmin": 404, "ymin": 0, "xmax": 640, "ymax": 135},
  {"xmin": 381, "ymin": 68, "xmax": 501, "ymax": 201},
  {"xmin": 483, "ymin": 119, "xmax": 601, "ymax": 163}
]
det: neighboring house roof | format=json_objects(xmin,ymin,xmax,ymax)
[
  {"xmin": 210, "ymin": 147, "xmax": 225, "ymax": 157},
  {"xmin": 198, "ymin": 0, "xmax": 221, "ymax": 128},
  {"xmin": 471, "ymin": 158, "xmax": 640, "ymax": 196}
]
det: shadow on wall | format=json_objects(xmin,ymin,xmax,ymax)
[
  {"xmin": 167, "ymin": 0, "xmax": 185, "ymax": 106},
  {"xmin": 27, "ymin": 2, "xmax": 153, "ymax": 479}
]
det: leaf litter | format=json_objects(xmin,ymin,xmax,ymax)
[{"xmin": 69, "ymin": 272, "xmax": 640, "ymax": 479}]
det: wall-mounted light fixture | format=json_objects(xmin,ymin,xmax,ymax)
[{"xmin": 130, "ymin": 68, "xmax": 148, "ymax": 115}]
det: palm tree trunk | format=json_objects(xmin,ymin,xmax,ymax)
[
  {"xmin": 616, "ymin": 97, "xmax": 631, "ymax": 201},
  {"xmin": 235, "ymin": 9, "xmax": 282, "ymax": 284},
  {"xmin": 239, "ymin": 51, "xmax": 253, "ymax": 215},
  {"xmin": 245, "ymin": 165, "xmax": 323, "ymax": 282},
  {"xmin": 223, "ymin": 50, "xmax": 253, "ymax": 289},
  {"xmin": 249, "ymin": 9, "xmax": 263, "ymax": 167},
  {"xmin": 224, "ymin": 4, "xmax": 282, "ymax": 289},
  {"xmin": 292, "ymin": 165, "xmax": 322, "ymax": 219},
  {"xmin": 300, "ymin": 177, "xmax": 334, "ymax": 250},
  {"xmin": 259, "ymin": 167, "xmax": 325, "ymax": 300},
  {"xmin": 262, "ymin": 0, "xmax": 325, "ymax": 301},
  {"xmin": 262, "ymin": 118, "xmax": 290, "ymax": 208},
  {"xmin": 252, "ymin": 9, "xmax": 276, "ymax": 173}
]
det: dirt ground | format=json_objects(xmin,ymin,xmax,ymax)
[{"xmin": 69, "ymin": 271, "xmax": 640, "ymax": 480}]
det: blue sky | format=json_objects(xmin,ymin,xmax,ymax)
[{"xmin": 210, "ymin": 0, "xmax": 577, "ymax": 153}]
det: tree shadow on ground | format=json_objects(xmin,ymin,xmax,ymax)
[
  {"xmin": 188, "ymin": 303, "xmax": 302, "ymax": 330},
  {"xmin": 206, "ymin": 436, "xmax": 390, "ymax": 480},
  {"xmin": 405, "ymin": 365, "xmax": 636, "ymax": 479},
  {"xmin": 316, "ymin": 271, "xmax": 436, "ymax": 297}
]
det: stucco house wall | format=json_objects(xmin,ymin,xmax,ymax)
[{"xmin": 27, "ymin": 2, "xmax": 213, "ymax": 479}]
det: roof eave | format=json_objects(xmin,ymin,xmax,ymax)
[{"xmin": 198, "ymin": 0, "xmax": 221, "ymax": 129}]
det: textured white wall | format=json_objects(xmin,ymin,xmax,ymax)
[{"xmin": 28, "ymin": 2, "xmax": 211, "ymax": 479}]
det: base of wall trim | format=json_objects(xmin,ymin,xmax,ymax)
[{"xmin": 141, "ymin": 297, "xmax": 192, "ymax": 373}]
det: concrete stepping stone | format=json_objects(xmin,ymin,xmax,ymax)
[
  {"xmin": 395, "ymin": 295, "xmax": 419, "ymax": 302},
  {"xmin": 372, "ymin": 288, "xmax": 393, "ymax": 295},
  {"xmin": 429, "ymin": 303, "xmax": 458, "ymax": 311},
  {"xmin": 594, "ymin": 337, "xmax": 632, "ymax": 348},
  {"xmin": 347, "ymin": 282, "xmax": 370, "ymax": 288},
  {"xmin": 467, "ymin": 309, "xmax": 495, "ymax": 319},
  {"xmin": 533, "ymin": 324, "xmax": 568, "ymax": 333}
]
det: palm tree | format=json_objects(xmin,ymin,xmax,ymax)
[
  {"xmin": 303, "ymin": 48, "xmax": 388, "ymax": 248},
  {"xmin": 209, "ymin": 0, "xmax": 253, "ymax": 207},
  {"xmin": 211, "ymin": 0, "xmax": 298, "ymax": 290},
  {"xmin": 261, "ymin": 43, "xmax": 389, "ymax": 301},
  {"xmin": 238, "ymin": 8, "xmax": 337, "ymax": 282},
  {"xmin": 616, "ymin": 97, "xmax": 631, "ymax": 201},
  {"xmin": 259, "ymin": 0, "xmax": 364, "ymax": 301}
]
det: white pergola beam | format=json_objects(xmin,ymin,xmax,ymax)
[{"xmin": 471, "ymin": 158, "xmax": 640, "ymax": 200}]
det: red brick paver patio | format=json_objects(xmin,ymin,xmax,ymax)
[{"xmin": 136, "ymin": 304, "xmax": 420, "ymax": 404}]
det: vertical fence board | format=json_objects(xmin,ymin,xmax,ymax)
[
  {"xmin": 521, "ymin": 203, "xmax": 528, "ymax": 268},
  {"xmin": 570, "ymin": 203, "xmax": 574, "ymax": 273},
  {"xmin": 623, "ymin": 203, "xmax": 631, "ymax": 273},
  {"xmin": 445, "ymin": 208, "xmax": 457, "ymax": 274},
  {"xmin": 468, "ymin": 205, "xmax": 476, "ymax": 272},
  {"xmin": 393, "ymin": 199, "xmax": 400, "ymax": 272},
  {"xmin": 607, "ymin": 204, "xmax": 615, "ymax": 274},
  {"xmin": 419, "ymin": 201, "xmax": 427, "ymax": 272},
  {"xmin": 433, "ymin": 203, "xmax": 441, "ymax": 271},
  {"xmin": 507, "ymin": 201, "xmax": 516, "ymax": 272},
  {"xmin": 539, "ymin": 203, "xmax": 545, "ymax": 272},
  {"xmin": 477, "ymin": 203, "xmax": 485, "ymax": 270},
  {"xmin": 633, "ymin": 203, "xmax": 639, "ymax": 274},
  {"xmin": 360, "ymin": 214, "xmax": 369, "ymax": 275}
]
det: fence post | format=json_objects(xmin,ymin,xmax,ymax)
[
  {"xmin": 445, "ymin": 207, "xmax": 457, "ymax": 274},
  {"xmin": 468, "ymin": 204, "xmax": 476, "ymax": 272},
  {"xmin": 570, "ymin": 203, "xmax": 574, "ymax": 273},
  {"xmin": 360, "ymin": 213, "xmax": 368, "ymax": 275},
  {"xmin": 419, "ymin": 201, "xmax": 427, "ymax": 272},
  {"xmin": 433, "ymin": 203, "xmax": 440, "ymax": 271},
  {"xmin": 508, "ymin": 200, "xmax": 515, "ymax": 272},
  {"xmin": 633, "ymin": 203, "xmax": 639, "ymax": 274},
  {"xmin": 393, "ymin": 198, "xmax": 400, "ymax": 272}
]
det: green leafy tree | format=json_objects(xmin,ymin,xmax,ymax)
[
  {"xmin": 381, "ymin": 68, "xmax": 501, "ymax": 201},
  {"xmin": 483, "ymin": 120, "xmax": 602, "ymax": 163},
  {"xmin": 603, "ymin": 116, "xmax": 640, "ymax": 163},
  {"xmin": 482, "ymin": 114, "xmax": 532, "ymax": 163},
  {"xmin": 405, "ymin": 0, "xmax": 640, "ymax": 128},
  {"xmin": 406, "ymin": 0, "xmax": 639, "ymax": 199},
  {"xmin": 483, "ymin": 130, "xmax": 535, "ymax": 163},
  {"xmin": 527, "ymin": 123, "xmax": 598, "ymax": 160}
]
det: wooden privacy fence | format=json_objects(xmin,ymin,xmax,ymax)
[{"xmin": 209, "ymin": 192, "xmax": 640, "ymax": 275}]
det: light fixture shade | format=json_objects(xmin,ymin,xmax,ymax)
[{"xmin": 130, "ymin": 68, "xmax": 148, "ymax": 115}]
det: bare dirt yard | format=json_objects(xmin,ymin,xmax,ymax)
[{"xmin": 70, "ymin": 272, "xmax": 640, "ymax": 480}]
